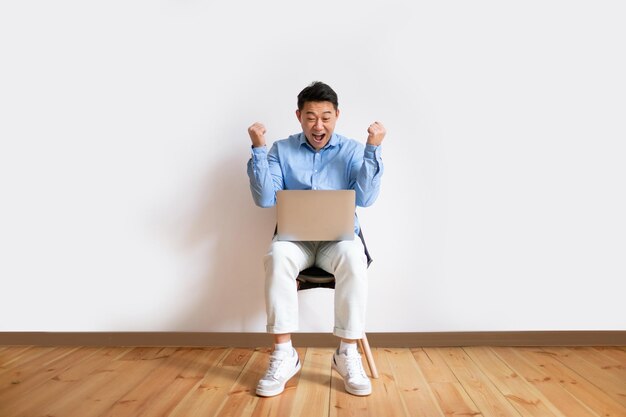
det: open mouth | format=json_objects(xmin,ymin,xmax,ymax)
[{"xmin": 312, "ymin": 133, "xmax": 325, "ymax": 143}]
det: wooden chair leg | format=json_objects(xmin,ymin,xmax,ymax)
[{"xmin": 358, "ymin": 333, "xmax": 379, "ymax": 379}]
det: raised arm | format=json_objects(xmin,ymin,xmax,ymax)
[
  {"xmin": 246, "ymin": 122, "xmax": 283, "ymax": 207},
  {"xmin": 354, "ymin": 122, "xmax": 386, "ymax": 207}
]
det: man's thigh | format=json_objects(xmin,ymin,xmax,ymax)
[
  {"xmin": 265, "ymin": 238, "xmax": 318, "ymax": 272},
  {"xmin": 315, "ymin": 235, "xmax": 366, "ymax": 272}
]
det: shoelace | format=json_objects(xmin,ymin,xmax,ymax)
[
  {"xmin": 264, "ymin": 352, "xmax": 288, "ymax": 380},
  {"xmin": 344, "ymin": 355, "xmax": 367, "ymax": 379}
]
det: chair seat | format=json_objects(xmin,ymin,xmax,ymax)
[
  {"xmin": 297, "ymin": 267, "xmax": 335, "ymax": 284},
  {"xmin": 297, "ymin": 267, "xmax": 335, "ymax": 290}
]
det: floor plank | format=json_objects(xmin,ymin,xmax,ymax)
[
  {"xmin": 168, "ymin": 347, "xmax": 251, "ymax": 417},
  {"xmin": 493, "ymin": 347, "xmax": 623, "ymax": 417},
  {"xmin": 0, "ymin": 346, "xmax": 132, "ymax": 417},
  {"xmin": 438, "ymin": 347, "xmax": 521, "ymax": 417},
  {"xmin": 385, "ymin": 348, "xmax": 446, "ymax": 417},
  {"xmin": 540, "ymin": 347, "xmax": 626, "ymax": 409},
  {"xmin": 0, "ymin": 346, "xmax": 100, "ymax": 404},
  {"xmin": 291, "ymin": 347, "xmax": 334, "ymax": 417},
  {"xmin": 464, "ymin": 346, "xmax": 564, "ymax": 417},
  {"xmin": 0, "ymin": 346, "xmax": 78, "ymax": 392},
  {"xmin": 0, "ymin": 346, "xmax": 34, "ymax": 368},
  {"xmin": 213, "ymin": 348, "xmax": 268, "ymax": 417},
  {"xmin": 364, "ymin": 349, "xmax": 407, "ymax": 417},
  {"xmin": 0, "ymin": 346, "xmax": 54, "ymax": 377},
  {"xmin": 101, "ymin": 347, "xmax": 220, "ymax": 417},
  {"xmin": 41, "ymin": 347, "xmax": 176, "ymax": 417},
  {"xmin": 592, "ymin": 346, "xmax": 626, "ymax": 365},
  {"xmin": 416, "ymin": 348, "xmax": 483, "ymax": 417}
]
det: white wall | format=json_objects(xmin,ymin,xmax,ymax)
[{"xmin": 1, "ymin": 1, "xmax": 624, "ymax": 332}]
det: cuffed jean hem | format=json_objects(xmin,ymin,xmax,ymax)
[
  {"xmin": 266, "ymin": 325, "xmax": 298, "ymax": 334},
  {"xmin": 333, "ymin": 327, "xmax": 364, "ymax": 340}
]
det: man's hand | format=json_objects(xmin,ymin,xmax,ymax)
[
  {"xmin": 248, "ymin": 122, "xmax": 267, "ymax": 148},
  {"xmin": 366, "ymin": 121, "xmax": 386, "ymax": 146}
]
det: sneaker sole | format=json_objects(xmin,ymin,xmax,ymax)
[
  {"xmin": 256, "ymin": 360, "xmax": 302, "ymax": 397},
  {"xmin": 331, "ymin": 360, "xmax": 372, "ymax": 396}
]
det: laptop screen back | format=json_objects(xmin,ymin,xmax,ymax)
[{"xmin": 276, "ymin": 190, "xmax": 355, "ymax": 241}]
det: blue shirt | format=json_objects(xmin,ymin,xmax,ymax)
[{"xmin": 247, "ymin": 132, "xmax": 384, "ymax": 234}]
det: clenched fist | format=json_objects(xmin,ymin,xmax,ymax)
[
  {"xmin": 248, "ymin": 122, "xmax": 267, "ymax": 148},
  {"xmin": 366, "ymin": 121, "xmax": 386, "ymax": 146}
]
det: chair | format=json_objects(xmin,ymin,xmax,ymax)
[{"xmin": 296, "ymin": 229, "xmax": 379, "ymax": 379}]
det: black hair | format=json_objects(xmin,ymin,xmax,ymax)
[{"xmin": 297, "ymin": 81, "xmax": 339, "ymax": 111}]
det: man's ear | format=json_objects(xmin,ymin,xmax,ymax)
[
  {"xmin": 336, "ymin": 108, "xmax": 340, "ymax": 119},
  {"xmin": 295, "ymin": 109, "xmax": 301, "ymax": 122}
]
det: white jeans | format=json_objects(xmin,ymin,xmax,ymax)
[{"xmin": 264, "ymin": 234, "xmax": 368, "ymax": 339}]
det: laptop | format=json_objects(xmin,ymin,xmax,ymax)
[{"xmin": 276, "ymin": 190, "xmax": 355, "ymax": 241}]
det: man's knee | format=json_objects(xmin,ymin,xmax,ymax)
[{"xmin": 264, "ymin": 240, "xmax": 308, "ymax": 281}]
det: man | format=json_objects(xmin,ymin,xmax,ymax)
[{"xmin": 246, "ymin": 81, "xmax": 385, "ymax": 397}]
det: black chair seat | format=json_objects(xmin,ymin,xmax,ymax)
[{"xmin": 297, "ymin": 267, "xmax": 336, "ymax": 289}]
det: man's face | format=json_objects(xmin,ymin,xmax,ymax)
[{"xmin": 296, "ymin": 101, "xmax": 340, "ymax": 151}]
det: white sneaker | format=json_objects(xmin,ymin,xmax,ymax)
[
  {"xmin": 332, "ymin": 349, "xmax": 372, "ymax": 396},
  {"xmin": 256, "ymin": 348, "xmax": 301, "ymax": 397}
]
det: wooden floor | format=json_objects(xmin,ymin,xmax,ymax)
[{"xmin": 0, "ymin": 345, "xmax": 625, "ymax": 417}]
